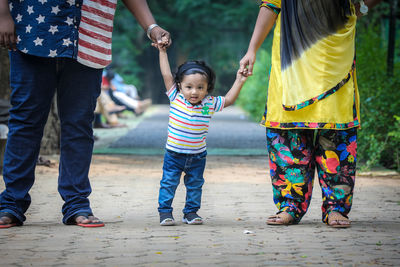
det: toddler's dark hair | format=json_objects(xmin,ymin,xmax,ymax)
[{"xmin": 174, "ymin": 60, "xmax": 216, "ymax": 94}]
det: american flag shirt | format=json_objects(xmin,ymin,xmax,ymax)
[{"xmin": 9, "ymin": 0, "xmax": 117, "ymax": 69}]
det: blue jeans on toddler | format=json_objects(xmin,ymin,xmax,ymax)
[
  {"xmin": 0, "ymin": 51, "xmax": 102, "ymax": 225},
  {"xmin": 158, "ymin": 149, "xmax": 207, "ymax": 214}
]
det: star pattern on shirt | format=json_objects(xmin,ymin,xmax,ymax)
[
  {"xmin": 62, "ymin": 38, "xmax": 72, "ymax": 47},
  {"xmin": 48, "ymin": 49, "xmax": 58, "ymax": 57},
  {"xmin": 16, "ymin": 14, "xmax": 23, "ymax": 23},
  {"xmin": 49, "ymin": 25, "xmax": 58, "ymax": 35},
  {"xmin": 10, "ymin": 1, "xmax": 93, "ymax": 60},
  {"xmin": 33, "ymin": 37, "xmax": 44, "ymax": 46},
  {"xmin": 36, "ymin": 14, "xmax": 45, "ymax": 24},
  {"xmin": 65, "ymin": 17, "xmax": 74, "ymax": 26},
  {"xmin": 51, "ymin": 6, "xmax": 60, "ymax": 15},
  {"xmin": 25, "ymin": 24, "xmax": 32, "ymax": 33},
  {"xmin": 27, "ymin": 6, "xmax": 34, "ymax": 15}
]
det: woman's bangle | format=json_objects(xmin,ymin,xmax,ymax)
[{"xmin": 146, "ymin": 24, "xmax": 159, "ymax": 40}]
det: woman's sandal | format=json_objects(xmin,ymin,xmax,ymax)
[
  {"xmin": 266, "ymin": 212, "xmax": 294, "ymax": 225},
  {"xmin": 327, "ymin": 212, "xmax": 351, "ymax": 228}
]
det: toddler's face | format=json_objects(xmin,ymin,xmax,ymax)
[{"xmin": 180, "ymin": 73, "xmax": 209, "ymax": 105}]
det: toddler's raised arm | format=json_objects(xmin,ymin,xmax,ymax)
[{"xmin": 153, "ymin": 39, "xmax": 174, "ymax": 91}]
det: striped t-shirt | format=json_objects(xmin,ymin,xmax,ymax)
[{"xmin": 166, "ymin": 84, "xmax": 225, "ymax": 154}]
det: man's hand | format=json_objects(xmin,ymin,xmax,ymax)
[
  {"xmin": 149, "ymin": 26, "xmax": 171, "ymax": 49},
  {"xmin": 0, "ymin": 10, "xmax": 17, "ymax": 50}
]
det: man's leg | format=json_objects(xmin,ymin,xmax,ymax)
[
  {"xmin": 55, "ymin": 58, "xmax": 102, "ymax": 225},
  {"xmin": 0, "ymin": 52, "xmax": 57, "ymax": 225}
]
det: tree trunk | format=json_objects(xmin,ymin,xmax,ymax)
[
  {"xmin": 387, "ymin": 0, "xmax": 398, "ymax": 77},
  {"xmin": 0, "ymin": 50, "xmax": 10, "ymax": 100},
  {"xmin": 0, "ymin": 50, "xmax": 60, "ymax": 155}
]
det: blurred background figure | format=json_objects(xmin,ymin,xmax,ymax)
[
  {"xmin": 93, "ymin": 75, "xmax": 128, "ymax": 129},
  {"xmin": 104, "ymin": 69, "xmax": 152, "ymax": 116}
]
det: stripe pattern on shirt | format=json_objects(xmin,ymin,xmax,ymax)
[
  {"xmin": 77, "ymin": 0, "xmax": 117, "ymax": 68},
  {"xmin": 166, "ymin": 85, "xmax": 225, "ymax": 154}
]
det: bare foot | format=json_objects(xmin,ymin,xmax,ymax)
[
  {"xmin": 75, "ymin": 215, "xmax": 102, "ymax": 225},
  {"xmin": 0, "ymin": 212, "xmax": 19, "ymax": 228},
  {"xmin": 0, "ymin": 215, "xmax": 12, "ymax": 225}
]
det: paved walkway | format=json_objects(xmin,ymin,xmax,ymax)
[
  {"xmin": 93, "ymin": 105, "xmax": 267, "ymax": 155},
  {"xmin": 0, "ymin": 105, "xmax": 399, "ymax": 266}
]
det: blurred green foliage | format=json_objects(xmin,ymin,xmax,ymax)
[
  {"xmin": 355, "ymin": 3, "xmax": 400, "ymax": 171},
  {"xmin": 112, "ymin": 0, "xmax": 259, "ymax": 95},
  {"xmin": 110, "ymin": 3, "xmax": 145, "ymax": 86}
]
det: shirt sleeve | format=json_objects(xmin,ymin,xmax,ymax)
[
  {"xmin": 166, "ymin": 83, "xmax": 178, "ymax": 102},
  {"xmin": 213, "ymin": 96, "xmax": 225, "ymax": 112},
  {"xmin": 260, "ymin": 0, "xmax": 281, "ymax": 14}
]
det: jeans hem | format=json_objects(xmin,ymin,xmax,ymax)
[
  {"xmin": 0, "ymin": 208, "xmax": 25, "ymax": 224},
  {"xmin": 63, "ymin": 209, "xmax": 93, "ymax": 225}
]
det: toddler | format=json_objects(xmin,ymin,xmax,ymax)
[{"xmin": 154, "ymin": 42, "xmax": 247, "ymax": 226}]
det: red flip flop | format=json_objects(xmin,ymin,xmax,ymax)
[
  {"xmin": 0, "ymin": 222, "xmax": 17, "ymax": 229},
  {"xmin": 77, "ymin": 221, "xmax": 105, "ymax": 228},
  {"xmin": 67, "ymin": 212, "xmax": 105, "ymax": 228}
]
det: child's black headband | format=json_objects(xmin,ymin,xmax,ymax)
[{"xmin": 179, "ymin": 63, "xmax": 211, "ymax": 78}]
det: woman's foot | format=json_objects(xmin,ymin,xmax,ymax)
[
  {"xmin": 266, "ymin": 211, "xmax": 294, "ymax": 225},
  {"xmin": 327, "ymin": 212, "xmax": 351, "ymax": 228}
]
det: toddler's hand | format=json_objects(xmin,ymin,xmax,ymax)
[
  {"xmin": 236, "ymin": 69, "xmax": 248, "ymax": 83},
  {"xmin": 152, "ymin": 36, "xmax": 169, "ymax": 51}
]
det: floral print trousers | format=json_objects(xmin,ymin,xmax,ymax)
[{"xmin": 266, "ymin": 127, "xmax": 357, "ymax": 224}]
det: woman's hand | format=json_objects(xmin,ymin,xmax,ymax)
[{"xmin": 239, "ymin": 51, "xmax": 256, "ymax": 77}]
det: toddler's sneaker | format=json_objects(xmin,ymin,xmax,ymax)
[
  {"xmin": 182, "ymin": 212, "xmax": 203, "ymax": 225},
  {"xmin": 160, "ymin": 212, "xmax": 175, "ymax": 226}
]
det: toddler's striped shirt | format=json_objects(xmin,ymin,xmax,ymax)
[{"xmin": 166, "ymin": 84, "xmax": 225, "ymax": 154}]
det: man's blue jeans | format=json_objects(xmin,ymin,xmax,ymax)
[
  {"xmin": 158, "ymin": 149, "xmax": 207, "ymax": 214},
  {"xmin": 0, "ymin": 51, "xmax": 102, "ymax": 224}
]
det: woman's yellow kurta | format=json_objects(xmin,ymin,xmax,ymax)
[{"xmin": 260, "ymin": 0, "xmax": 360, "ymax": 130}]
